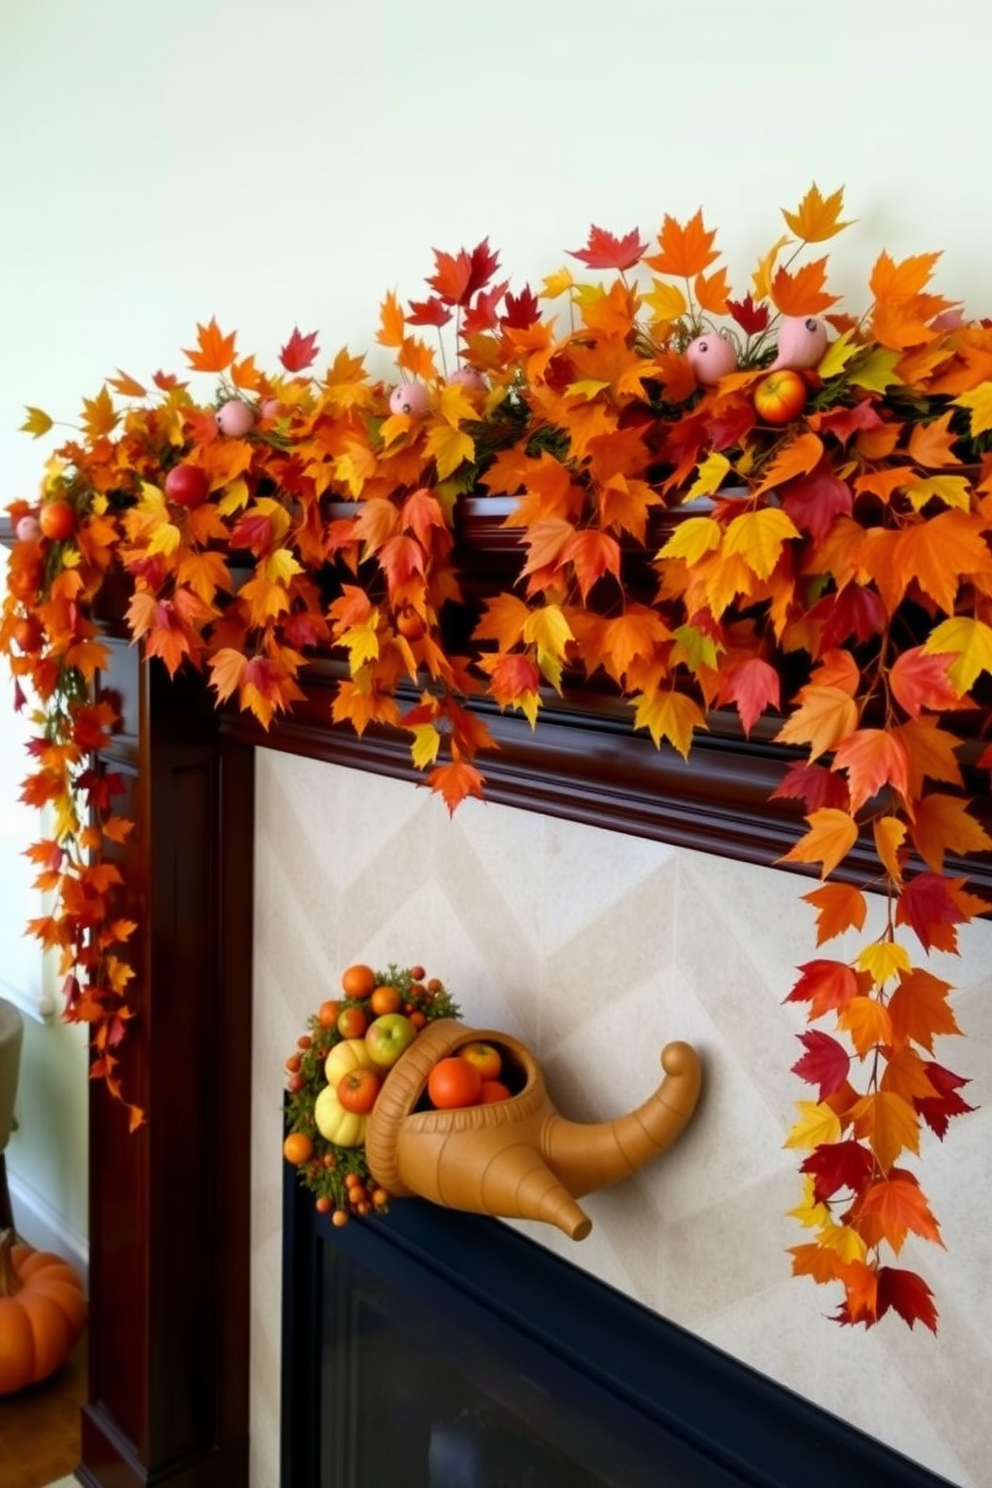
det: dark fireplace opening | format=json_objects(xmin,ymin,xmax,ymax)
[{"xmin": 280, "ymin": 1171, "xmax": 957, "ymax": 1488}]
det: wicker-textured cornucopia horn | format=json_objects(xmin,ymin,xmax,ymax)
[{"xmin": 365, "ymin": 1020, "xmax": 702, "ymax": 1240}]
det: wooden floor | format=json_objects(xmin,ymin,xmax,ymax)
[{"xmin": 0, "ymin": 1332, "xmax": 85, "ymax": 1488}]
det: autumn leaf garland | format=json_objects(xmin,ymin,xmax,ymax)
[{"xmin": 3, "ymin": 184, "xmax": 992, "ymax": 1330}]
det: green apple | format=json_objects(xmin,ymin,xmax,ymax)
[{"xmin": 365, "ymin": 1013, "xmax": 418, "ymax": 1068}]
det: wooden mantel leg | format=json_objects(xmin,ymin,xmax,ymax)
[{"xmin": 80, "ymin": 640, "xmax": 255, "ymax": 1487}]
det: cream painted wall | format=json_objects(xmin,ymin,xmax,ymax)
[{"xmin": 1, "ymin": 0, "xmax": 991, "ymax": 1455}]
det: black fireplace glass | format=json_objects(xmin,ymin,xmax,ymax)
[
  {"xmin": 321, "ymin": 1241, "xmax": 686, "ymax": 1488},
  {"xmin": 281, "ymin": 1168, "xmax": 959, "ymax": 1488}
]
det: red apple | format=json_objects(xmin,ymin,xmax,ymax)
[
  {"xmin": 38, "ymin": 500, "xmax": 76, "ymax": 541},
  {"xmin": 753, "ymin": 369, "xmax": 807, "ymax": 425},
  {"xmin": 365, "ymin": 1013, "xmax": 418, "ymax": 1069},
  {"xmin": 164, "ymin": 463, "xmax": 210, "ymax": 508}
]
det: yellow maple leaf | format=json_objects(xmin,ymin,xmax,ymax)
[
  {"xmin": 522, "ymin": 603, "xmax": 574, "ymax": 668},
  {"xmin": 847, "ymin": 348, "xmax": 903, "ymax": 393},
  {"xmin": 856, "ymin": 940, "xmax": 912, "ymax": 987},
  {"xmin": 783, "ymin": 1100, "xmax": 843, "ymax": 1151},
  {"xmin": 632, "ymin": 688, "xmax": 707, "ymax": 757},
  {"xmin": 657, "ymin": 514, "xmax": 722, "ymax": 564},
  {"xmin": 818, "ymin": 330, "xmax": 861, "ymax": 380},
  {"xmin": 954, "ymin": 381, "xmax": 992, "ymax": 437},
  {"xmin": 923, "ymin": 616, "xmax": 992, "ymax": 692},
  {"xmin": 410, "ymin": 723, "xmax": 441, "ymax": 770},
  {"xmin": 642, "ymin": 278, "xmax": 688, "ymax": 324},
  {"xmin": 438, "ymin": 381, "xmax": 480, "ymax": 427},
  {"xmin": 788, "ymin": 1176, "xmax": 830, "ymax": 1230},
  {"xmin": 682, "ymin": 453, "xmax": 731, "ymax": 505},
  {"xmin": 903, "ymin": 476, "xmax": 972, "ymax": 513},
  {"xmin": 722, "ymin": 507, "xmax": 801, "ymax": 580},
  {"xmin": 20, "ymin": 406, "xmax": 53, "ymax": 438},
  {"xmin": 212, "ymin": 476, "xmax": 248, "ymax": 517},
  {"xmin": 425, "ymin": 422, "xmax": 475, "ymax": 480},
  {"xmin": 265, "ymin": 548, "xmax": 304, "ymax": 585},
  {"xmin": 339, "ymin": 617, "xmax": 381, "ymax": 670},
  {"xmin": 781, "ymin": 183, "xmax": 851, "ymax": 243},
  {"xmin": 541, "ymin": 267, "xmax": 575, "ymax": 299}
]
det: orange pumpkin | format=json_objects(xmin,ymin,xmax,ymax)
[{"xmin": 0, "ymin": 1226, "xmax": 87, "ymax": 1394}]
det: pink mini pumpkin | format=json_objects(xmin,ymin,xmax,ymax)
[
  {"xmin": 389, "ymin": 382, "xmax": 430, "ymax": 418},
  {"xmin": 686, "ymin": 332, "xmax": 738, "ymax": 385},
  {"xmin": 769, "ymin": 315, "xmax": 829, "ymax": 371}
]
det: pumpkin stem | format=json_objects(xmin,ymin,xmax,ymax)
[{"xmin": 0, "ymin": 1227, "xmax": 21, "ymax": 1298}]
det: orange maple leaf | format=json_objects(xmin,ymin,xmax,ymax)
[
  {"xmin": 888, "ymin": 967, "xmax": 962, "ymax": 1053},
  {"xmin": 856, "ymin": 1175, "xmax": 943, "ymax": 1252},
  {"xmin": 778, "ymin": 808, "xmax": 859, "ymax": 879},
  {"xmin": 562, "ymin": 528, "xmax": 622, "ymax": 602},
  {"xmin": 752, "ymin": 432, "xmax": 824, "ymax": 497},
  {"xmin": 769, "ymin": 258, "xmax": 838, "ymax": 317},
  {"xmin": 183, "ymin": 317, "xmax": 237, "ymax": 373},
  {"xmin": 774, "ymin": 686, "xmax": 858, "ymax": 761},
  {"xmin": 851, "ymin": 1090, "xmax": 920, "ymax": 1173},
  {"xmin": 908, "ymin": 792, "xmax": 992, "ymax": 873},
  {"xmin": 781, "ymin": 184, "xmax": 852, "ymax": 244},
  {"xmin": 80, "ymin": 386, "xmax": 119, "ymax": 439},
  {"xmin": 426, "ymin": 758, "xmax": 486, "ymax": 813},
  {"xmin": 907, "ymin": 412, "xmax": 960, "ymax": 469},
  {"xmin": 831, "ymin": 728, "xmax": 910, "ymax": 814},
  {"xmin": 644, "ymin": 209, "xmax": 720, "ymax": 279},
  {"xmin": 801, "ymin": 882, "xmax": 868, "ymax": 944}
]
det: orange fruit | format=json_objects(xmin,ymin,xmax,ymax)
[
  {"xmin": 317, "ymin": 999, "xmax": 341, "ymax": 1029},
  {"xmin": 370, "ymin": 984, "xmax": 402, "ymax": 1016},
  {"xmin": 283, "ymin": 1132, "xmax": 314, "ymax": 1165},
  {"xmin": 341, "ymin": 963, "xmax": 376, "ymax": 999}
]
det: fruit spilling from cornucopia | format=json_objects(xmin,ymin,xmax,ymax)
[{"xmin": 283, "ymin": 960, "xmax": 488, "ymax": 1225}]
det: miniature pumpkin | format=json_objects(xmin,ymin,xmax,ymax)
[{"xmin": 0, "ymin": 1227, "xmax": 87, "ymax": 1394}]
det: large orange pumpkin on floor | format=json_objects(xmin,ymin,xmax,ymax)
[{"xmin": 0, "ymin": 1227, "xmax": 87, "ymax": 1394}]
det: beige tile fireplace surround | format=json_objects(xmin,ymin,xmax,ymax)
[{"xmin": 250, "ymin": 750, "xmax": 991, "ymax": 1488}]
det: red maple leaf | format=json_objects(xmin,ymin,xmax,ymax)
[
  {"xmin": 896, "ymin": 873, "xmax": 968, "ymax": 953},
  {"xmin": 809, "ymin": 584, "xmax": 887, "ymax": 650},
  {"xmin": 501, "ymin": 285, "xmax": 541, "ymax": 330},
  {"xmin": 781, "ymin": 467, "xmax": 853, "ymax": 543},
  {"xmin": 815, "ymin": 400, "xmax": 884, "ymax": 444},
  {"xmin": 460, "ymin": 281, "xmax": 509, "ymax": 336},
  {"xmin": 791, "ymin": 1030, "xmax": 851, "ymax": 1102},
  {"xmin": 567, "ymin": 225, "xmax": 647, "ymax": 272},
  {"xmin": 785, "ymin": 959, "xmax": 862, "ymax": 1018},
  {"xmin": 715, "ymin": 657, "xmax": 781, "ymax": 737},
  {"xmin": 876, "ymin": 1267, "xmax": 939, "ymax": 1332},
  {"xmin": 800, "ymin": 1139, "xmax": 873, "ymax": 1202},
  {"xmin": 467, "ymin": 238, "xmax": 501, "ymax": 297},
  {"xmin": 770, "ymin": 760, "xmax": 850, "ymax": 813},
  {"xmin": 279, "ymin": 327, "xmax": 320, "ymax": 372},
  {"xmin": 727, "ymin": 293, "xmax": 769, "ymax": 335},
  {"xmin": 407, "ymin": 297, "xmax": 454, "ymax": 328},
  {"xmin": 915, "ymin": 1062, "xmax": 975, "ymax": 1139}
]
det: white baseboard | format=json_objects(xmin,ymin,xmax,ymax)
[{"xmin": 7, "ymin": 1168, "xmax": 88, "ymax": 1293}]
